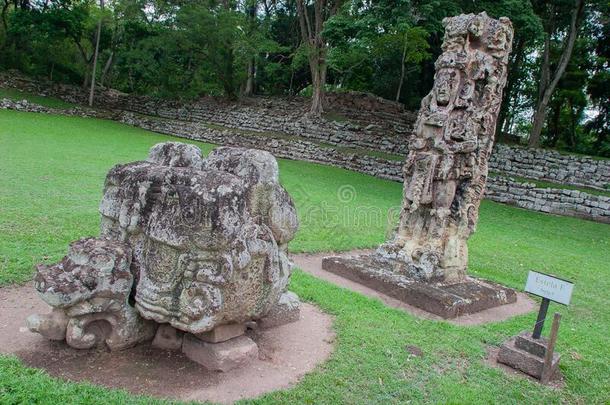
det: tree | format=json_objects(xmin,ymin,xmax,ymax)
[
  {"xmin": 321, "ymin": 0, "xmax": 431, "ymax": 105},
  {"xmin": 545, "ymin": 40, "xmax": 589, "ymax": 150},
  {"xmin": 295, "ymin": 0, "xmax": 342, "ymax": 116},
  {"xmin": 528, "ymin": 0, "xmax": 586, "ymax": 147},
  {"xmin": 89, "ymin": 0, "xmax": 105, "ymax": 106},
  {"xmin": 583, "ymin": 0, "xmax": 610, "ymax": 156}
]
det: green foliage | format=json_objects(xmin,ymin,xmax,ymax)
[
  {"xmin": 583, "ymin": 1, "xmax": 610, "ymax": 157},
  {"xmin": 323, "ymin": 1, "xmax": 431, "ymax": 104},
  {"xmin": 1, "ymin": 1, "xmax": 95, "ymax": 82},
  {"xmin": 1, "ymin": 110, "xmax": 610, "ymax": 403},
  {"xmin": 0, "ymin": 0, "xmax": 607, "ymax": 156}
]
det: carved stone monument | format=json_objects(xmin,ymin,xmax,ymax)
[
  {"xmin": 28, "ymin": 142, "xmax": 301, "ymax": 370},
  {"xmin": 323, "ymin": 12, "xmax": 517, "ymax": 317}
]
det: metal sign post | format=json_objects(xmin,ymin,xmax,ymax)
[
  {"xmin": 532, "ymin": 297, "xmax": 550, "ymax": 339},
  {"xmin": 498, "ymin": 271, "xmax": 574, "ymax": 382},
  {"xmin": 524, "ymin": 271, "xmax": 573, "ymax": 339}
]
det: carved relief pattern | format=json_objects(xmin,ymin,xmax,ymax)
[
  {"xmin": 380, "ymin": 13, "xmax": 513, "ymax": 283},
  {"xmin": 28, "ymin": 142, "xmax": 299, "ymax": 349}
]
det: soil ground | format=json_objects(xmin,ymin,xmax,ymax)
[{"xmin": 0, "ymin": 283, "xmax": 335, "ymax": 404}]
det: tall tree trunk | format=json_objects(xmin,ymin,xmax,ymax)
[
  {"xmin": 528, "ymin": 0, "xmax": 585, "ymax": 148},
  {"xmin": 496, "ymin": 37, "xmax": 525, "ymax": 136},
  {"xmin": 296, "ymin": 0, "xmax": 340, "ymax": 117},
  {"xmin": 243, "ymin": 1, "xmax": 256, "ymax": 97},
  {"xmin": 220, "ymin": 0, "xmax": 237, "ymax": 100},
  {"xmin": 310, "ymin": 51, "xmax": 326, "ymax": 114},
  {"xmin": 1, "ymin": 1, "xmax": 9, "ymax": 33},
  {"xmin": 222, "ymin": 48, "xmax": 237, "ymax": 100},
  {"xmin": 82, "ymin": 68, "xmax": 90, "ymax": 88},
  {"xmin": 308, "ymin": 50, "xmax": 326, "ymax": 116},
  {"xmin": 395, "ymin": 31, "xmax": 408, "ymax": 102},
  {"xmin": 244, "ymin": 58, "xmax": 255, "ymax": 96},
  {"xmin": 99, "ymin": 50, "xmax": 113, "ymax": 88},
  {"xmin": 88, "ymin": 0, "xmax": 104, "ymax": 107},
  {"xmin": 547, "ymin": 102, "xmax": 562, "ymax": 147},
  {"xmin": 568, "ymin": 99, "xmax": 577, "ymax": 149}
]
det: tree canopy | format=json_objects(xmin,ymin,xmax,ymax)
[{"xmin": 0, "ymin": 0, "xmax": 608, "ymax": 156}]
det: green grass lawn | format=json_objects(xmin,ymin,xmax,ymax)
[
  {"xmin": 1, "ymin": 110, "xmax": 609, "ymax": 404},
  {"xmin": 0, "ymin": 88, "xmax": 77, "ymax": 109}
]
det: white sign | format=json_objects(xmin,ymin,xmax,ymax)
[{"xmin": 524, "ymin": 271, "xmax": 574, "ymax": 305}]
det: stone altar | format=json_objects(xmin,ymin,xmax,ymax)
[
  {"xmin": 322, "ymin": 12, "xmax": 517, "ymax": 318},
  {"xmin": 497, "ymin": 331, "xmax": 561, "ymax": 380},
  {"xmin": 27, "ymin": 142, "xmax": 301, "ymax": 370}
]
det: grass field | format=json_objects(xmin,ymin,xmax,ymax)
[{"xmin": 1, "ymin": 109, "xmax": 609, "ymax": 404}]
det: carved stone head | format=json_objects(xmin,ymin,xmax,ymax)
[{"xmin": 99, "ymin": 143, "xmax": 299, "ymax": 333}]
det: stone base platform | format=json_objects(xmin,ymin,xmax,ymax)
[
  {"xmin": 322, "ymin": 255, "xmax": 516, "ymax": 319},
  {"xmin": 183, "ymin": 334, "xmax": 259, "ymax": 372},
  {"xmin": 497, "ymin": 331, "xmax": 560, "ymax": 380},
  {"xmin": 152, "ymin": 291, "xmax": 302, "ymax": 371}
]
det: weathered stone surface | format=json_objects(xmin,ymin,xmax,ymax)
[
  {"xmin": 147, "ymin": 142, "xmax": 204, "ymax": 168},
  {"xmin": 26, "ymin": 308, "xmax": 69, "ymax": 341},
  {"xmin": 321, "ymin": 13, "xmax": 518, "ymax": 318},
  {"xmin": 28, "ymin": 142, "xmax": 300, "ymax": 353},
  {"xmin": 322, "ymin": 255, "xmax": 515, "ymax": 318},
  {"xmin": 378, "ymin": 12, "xmax": 514, "ymax": 283},
  {"xmin": 514, "ymin": 331, "xmax": 549, "ymax": 358},
  {"xmin": 27, "ymin": 238, "xmax": 156, "ymax": 350},
  {"xmin": 152, "ymin": 324, "xmax": 184, "ymax": 350},
  {"xmin": 182, "ymin": 334, "xmax": 259, "ymax": 371},
  {"xmin": 257, "ymin": 291, "xmax": 301, "ymax": 330},
  {"xmin": 99, "ymin": 143, "xmax": 298, "ymax": 334},
  {"xmin": 498, "ymin": 335, "xmax": 560, "ymax": 380},
  {"xmin": 195, "ymin": 323, "xmax": 246, "ymax": 343}
]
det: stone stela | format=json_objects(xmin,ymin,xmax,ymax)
[
  {"xmin": 322, "ymin": 12, "xmax": 518, "ymax": 318},
  {"xmin": 498, "ymin": 271, "xmax": 573, "ymax": 382}
]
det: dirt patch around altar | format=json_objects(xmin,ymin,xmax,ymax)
[
  {"xmin": 0, "ymin": 283, "xmax": 335, "ymax": 404},
  {"xmin": 292, "ymin": 250, "xmax": 536, "ymax": 326}
]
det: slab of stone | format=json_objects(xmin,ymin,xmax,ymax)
[
  {"xmin": 182, "ymin": 334, "xmax": 259, "ymax": 372},
  {"xmin": 152, "ymin": 324, "xmax": 183, "ymax": 351},
  {"xmin": 322, "ymin": 255, "xmax": 516, "ymax": 319},
  {"xmin": 497, "ymin": 335, "xmax": 560, "ymax": 380},
  {"xmin": 515, "ymin": 331, "xmax": 549, "ymax": 358},
  {"xmin": 195, "ymin": 323, "xmax": 246, "ymax": 343},
  {"xmin": 257, "ymin": 291, "xmax": 301, "ymax": 330}
]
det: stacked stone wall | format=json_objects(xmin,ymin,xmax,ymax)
[
  {"xmin": 1, "ymin": 72, "xmax": 608, "ymax": 192},
  {"xmin": 1, "ymin": 81, "xmax": 609, "ymax": 223},
  {"xmin": 490, "ymin": 144, "xmax": 610, "ymax": 190}
]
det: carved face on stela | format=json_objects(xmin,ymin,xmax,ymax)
[{"xmin": 433, "ymin": 69, "xmax": 458, "ymax": 107}]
